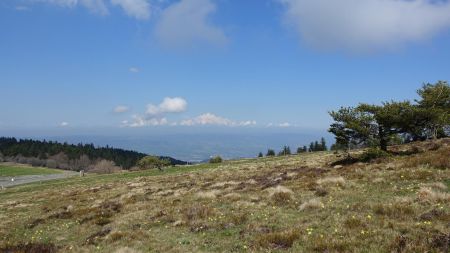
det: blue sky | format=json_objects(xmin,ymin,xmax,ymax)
[{"xmin": 1, "ymin": 0, "xmax": 450, "ymax": 135}]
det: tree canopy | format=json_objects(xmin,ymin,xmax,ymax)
[{"xmin": 328, "ymin": 81, "xmax": 450, "ymax": 152}]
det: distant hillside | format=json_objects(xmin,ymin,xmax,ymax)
[{"xmin": 0, "ymin": 137, "xmax": 186, "ymax": 170}]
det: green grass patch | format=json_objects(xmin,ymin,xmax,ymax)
[{"xmin": 0, "ymin": 164, "xmax": 63, "ymax": 177}]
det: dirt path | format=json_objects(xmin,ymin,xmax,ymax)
[{"xmin": 0, "ymin": 171, "xmax": 78, "ymax": 188}]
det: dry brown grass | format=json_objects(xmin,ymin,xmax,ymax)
[
  {"xmin": 271, "ymin": 191, "xmax": 293, "ymax": 206},
  {"xmin": 299, "ymin": 198, "xmax": 324, "ymax": 211},
  {"xmin": 0, "ymin": 139, "xmax": 449, "ymax": 252},
  {"xmin": 373, "ymin": 201, "xmax": 415, "ymax": 219},
  {"xmin": 404, "ymin": 146, "xmax": 450, "ymax": 169},
  {"xmin": 316, "ymin": 176, "xmax": 346, "ymax": 187},
  {"xmin": 254, "ymin": 229, "xmax": 300, "ymax": 249},
  {"xmin": 182, "ymin": 203, "xmax": 214, "ymax": 222},
  {"xmin": 425, "ymin": 182, "xmax": 448, "ymax": 191},
  {"xmin": 417, "ymin": 187, "xmax": 450, "ymax": 203}
]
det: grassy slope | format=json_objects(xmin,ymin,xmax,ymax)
[
  {"xmin": 0, "ymin": 164, "xmax": 63, "ymax": 177},
  {"xmin": 0, "ymin": 140, "xmax": 449, "ymax": 253}
]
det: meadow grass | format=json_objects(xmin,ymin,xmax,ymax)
[
  {"xmin": 0, "ymin": 140, "xmax": 449, "ymax": 252},
  {"xmin": 0, "ymin": 164, "xmax": 63, "ymax": 177}
]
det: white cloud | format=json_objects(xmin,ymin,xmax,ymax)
[
  {"xmin": 41, "ymin": 0, "xmax": 78, "ymax": 8},
  {"xmin": 113, "ymin": 105, "xmax": 130, "ymax": 113},
  {"xmin": 122, "ymin": 115, "xmax": 168, "ymax": 127},
  {"xmin": 35, "ymin": 0, "xmax": 109, "ymax": 15},
  {"xmin": 146, "ymin": 97, "xmax": 187, "ymax": 116},
  {"xmin": 279, "ymin": 122, "xmax": 291, "ymax": 127},
  {"xmin": 180, "ymin": 113, "xmax": 256, "ymax": 127},
  {"xmin": 129, "ymin": 67, "xmax": 140, "ymax": 73},
  {"xmin": 111, "ymin": 0, "xmax": 151, "ymax": 20},
  {"xmin": 60, "ymin": 121, "xmax": 69, "ymax": 127},
  {"xmin": 80, "ymin": 0, "xmax": 109, "ymax": 15},
  {"xmin": 155, "ymin": 0, "xmax": 227, "ymax": 48},
  {"xmin": 278, "ymin": 0, "xmax": 450, "ymax": 52}
]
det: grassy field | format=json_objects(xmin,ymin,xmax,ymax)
[
  {"xmin": 0, "ymin": 139, "xmax": 449, "ymax": 252},
  {"xmin": 0, "ymin": 164, "xmax": 63, "ymax": 177}
]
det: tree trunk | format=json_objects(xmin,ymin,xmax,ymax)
[{"xmin": 379, "ymin": 126, "xmax": 388, "ymax": 151}]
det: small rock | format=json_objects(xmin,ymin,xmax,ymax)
[{"xmin": 333, "ymin": 165, "xmax": 343, "ymax": 169}]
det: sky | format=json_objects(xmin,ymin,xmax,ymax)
[{"xmin": 1, "ymin": 0, "xmax": 450, "ymax": 136}]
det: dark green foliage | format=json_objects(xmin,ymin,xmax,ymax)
[
  {"xmin": 209, "ymin": 156, "xmax": 223, "ymax": 164},
  {"xmin": 266, "ymin": 149, "xmax": 276, "ymax": 157},
  {"xmin": 416, "ymin": 81, "xmax": 450, "ymax": 139},
  {"xmin": 0, "ymin": 137, "xmax": 186, "ymax": 170},
  {"xmin": 328, "ymin": 80, "xmax": 450, "ymax": 152},
  {"xmin": 278, "ymin": 146, "xmax": 291, "ymax": 156},
  {"xmin": 137, "ymin": 156, "xmax": 171, "ymax": 171},
  {"xmin": 297, "ymin": 146, "xmax": 307, "ymax": 154},
  {"xmin": 308, "ymin": 138, "xmax": 328, "ymax": 152},
  {"xmin": 328, "ymin": 107, "xmax": 376, "ymax": 152},
  {"xmin": 258, "ymin": 152, "xmax": 264, "ymax": 158}
]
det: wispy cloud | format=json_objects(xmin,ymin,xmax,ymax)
[
  {"xmin": 129, "ymin": 67, "xmax": 140, "ymax": 73},
  {"xmin": 122, "ymin": 115, "xmax": 167, "ymax": 127},
  {"xmin": 15, "ymin": 5, "xmax": 31, "ymax": 11},
  {"xmin": 113, "ymin": 105, "xmax": 130, "ymax": 113},
  {"xmin": 180, "ymin": 113, "xmax": 256, "ymax": 127},
  {"xmin": 111, "ymin": 0, "xmax": 151, "ymax": 20},
  {"xmin": 155, "ymin": 0, "xmax": 227, "ymax": 48},
  {"xmin": 278, "ymin": 0, "xmax": 450, "ymax": 52},
  {"xmin": 60, "ymin": 121, "xmax": 69, "ymax": 127}
]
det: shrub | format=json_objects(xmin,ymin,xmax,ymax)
[
  {"xmin": 137, "ymin": 156, "xmax": 171, "ymax": 171},
  {"xmin": 209, "ymin": 156, "xmax": 223, "ymax": 164},
  {"xmin": 89, "ymin": 160, "xmax": 121, "ymax": 174},
  {"xmin": 359, "ymin": 148, "xmax": 390, "ymax": 162}
]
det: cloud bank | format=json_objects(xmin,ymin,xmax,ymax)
[
  {"xmin": 180, "ymin": 113, "xmax": 256, "ymax": 127},
  {"xmin": 279, "ymin": 0, "xmax": 450, "ymax": 52}
]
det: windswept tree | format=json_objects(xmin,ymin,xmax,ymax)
[
  {"xmin": 328, "ymin": 107, "xmax": 376, "ymax": 154},
  {"xmin": 357, "ymin": 101, "xmax": 418, "ymax": 151},
  {"xmin": 137, "ymin": 156, "xmax": 171, "ymax": 171},
  {"xmin": 416, "ymin": 81, "xmax": 450, "ymax": 138}
]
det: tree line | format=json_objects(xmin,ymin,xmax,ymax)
[
  {"xmin": 259, "ymin": 137, "xmax": 328, "ymax": 158},
  {"xmin": 328, "ymin": 81, "xmax": 450, "ymax": 152},
  {"xmin": 0, "ymin": 137, "xmax": 186, "ymax": 171}
]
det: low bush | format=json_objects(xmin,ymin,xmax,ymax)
[
  {"xmin": 209, "ymin": 156, "xmax": 223, "ymax": 164},
  {"xmin": 359, "ymin": 148, "xmax": 390, "ymax": 162}
]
